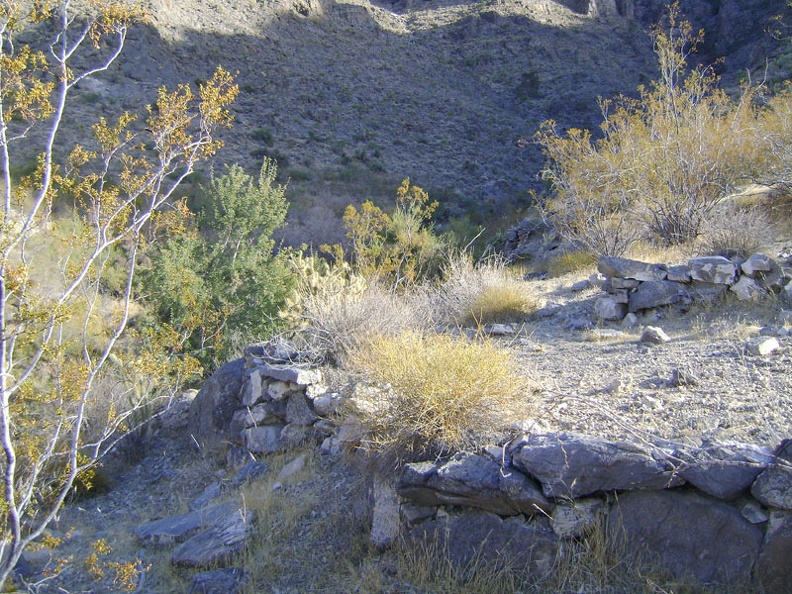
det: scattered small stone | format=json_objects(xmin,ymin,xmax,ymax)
[
  {"xmin": 622, "ymin": 312, "xmax": 639, "ymax": 328},
  {"xmin": 745, "ymin": 337, "xmax": 780, "ymax": 357},
  {"xmin": 640, "ymin": 326, "xmax": 671, "ymax": 344},
  {"xmin": 668, "ymin": 368, "xmax": 698, "ymax": 387}
]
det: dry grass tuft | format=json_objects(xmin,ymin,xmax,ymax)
[
  {"xmin": 544, "ymin": 250, "xmax": 598, "ymax": 277},
  {"xmin": 697, "ymin": 202, "xmax": 776, "ymax": 259},
  {"xmin": 435, "ymin": 255, "xmax": 539, "ymax": 327},
  {"xmin": 347, "ymin": 330, "xmax": 535, "ymax": 460}
]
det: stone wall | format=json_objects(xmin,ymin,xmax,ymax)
[
  {"xmin": 186, "ymin": 343, "xmax": 792, "ymax": 593},
  {"xmin": 594, "ymin": 252, "xmax": 792, "ymax": 323}
]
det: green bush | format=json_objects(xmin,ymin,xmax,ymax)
[{"xmin": 141, "ymin": 159, "xmax": 294, "ymax": 370}]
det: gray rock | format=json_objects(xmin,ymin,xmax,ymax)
[
  {"xmin": 313, "ymin": 392, "xmax": 342, "ymax": 417},
  {"xmin": 551, "ymin": 498, "xmax": 605, "ymax": 539},
  {"xmin": 240, "ymin": 368, "xmax": 268, "ymax": 407},
  {"xmin": 752, "ymin": 440, "xmax": 792, "ymax": 510},
  {"xmin": 231, "ymin": 461, "xmax": 270, "ymax": 487},
  {"xmin": 136, "ymin": 502, "xmax": 241, "ymax": 545},
  {"xmin": 571, "ymin": 279, "xmax": 591, "ymax": 292},
  {"xmin": 730, "ymin": 275, "xmax": 765, "ymax": 300},
  {"xmin": 171, "ymin": 509, "xmax": 255, "ymax": 568},
  {"xmin": 188, "ymin": 358, "xmax": 246, "ymax": 444},
  {"xmin": 598, "ymin": 257, "xmax": 667, "ymax": 281},
  {"xmin": 608, "ymin": 490, "xmax": 763, "ymax": 585},
  {"xmin": 266, "ymin": 380, "xmax": 294, "ymax": 401},
  {"xmin": 607, "ymin": 277, "xmax": 640, "ymax": 290},
  {"xmin": 406, "ymin": 510, "xmax": 558, "ymax": 577},
  {"xmin": 755, "ymin": 511, "xmax": 792, "ymax": 594},
  {"xmin": 628, "ymin": 280, "xmax": 689, "ymax": 312},
  {"xmin": 242, "ymin": 425, "xmax": 284, "ymax": 454},
  {"xmin": 689, "ymin": 281, "xmax": 729, "ymax": 302},
  {"xmin": 371, "ymin": 478, "xmax": 400, "ymax": 548},
  {"xmin": 741, "ymin": 501, "xmax": 769, "ymax": 525},
  {"xmin": 688, "ymin": 256, "xmax": 737, "ymax": 285},
  {"xmin": 498, "ymin": 470, "xmax": 553, "ymax": 515},
  {"xmin": 513, "ymin": 433, "xmax": 681, "ymax": 499},
  {"xmin": 191, "ymin": 482, "xmax": 225, "ymax": 511},
  {"xmin": 286, "ymin": 392, "xmax": 319, "ymax": 426},
  {"xmin": 622, "ymin": 312, "xmax": 639, "ymax": 327},
  {"xmin": 745, "ymin": 337, "xmax": 780, "ymax": 356},
  {"xmin": 189, "ymin": 568, "xmax": 246, "ymax": 594},
  {"xmin": 640, "ymin": 326, "xmax": 671, "ymax": 344},
  {"xmin": 677, "ymin": 442, "xmax": 774, "ymax": 500},
  {"xmin": 259, "ymin": 363, "xmax": 322, "ymax": 386},
  {"xmin": 594, "ymin": 296, "xmax": 627, "ymax": 320},
  {"xmin": 665, "ymin": 264, "xmax": 692, "ymax": 282},
  {"xmin": 741, "ymin": 253, "xmax": 777, "ymax": 277}
]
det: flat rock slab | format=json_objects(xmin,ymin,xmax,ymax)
[
  {"xmin": 513, "ymin": 433, "xmax": 680, "ymax": 499},
  {"xmin": 189, "ymin": 568, "xmax": 246, "ymax": 594},
  {"xmin": 406, "ymin": 510, "xmax": 558, "ymax": 577},
  {"xmin": 136, "ymin": 502, "xmax": 242, "ymax": 545},
  {"xmin": 678, "ymin": 442, "xmax": 774, "ymax": 501},
  {"xmin": 608, "ymin": 490, "xmax": 763, "ymax": 586},
  {"xmin": 598, "ymin": 257, "xmax": 667, "ymax": 281},
  {"xmin": 171, "ymin": 509, "xmax": 255, "ymax": 568}
]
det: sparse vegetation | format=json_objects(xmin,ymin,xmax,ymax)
[
  {"xmin": 535, "ymin": 2, "xmax": 784, "ymax": 255},
  {"xmin": 348, "ymin": 330, "xmax": 535, "ymax": 460},
  {"xmin": 435, "ymin": 254, "xmax": 540, "ymax": 326}
]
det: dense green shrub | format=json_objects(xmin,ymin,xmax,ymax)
[{"xmin": 141, "ymin": 159, "xmax": 294, "ymax": 370}]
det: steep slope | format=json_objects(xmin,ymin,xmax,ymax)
[{"xmin": 62, "ymin": 0, "xmax": 792, "ymax": 244}]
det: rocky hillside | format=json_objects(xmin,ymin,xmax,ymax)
[{"xmin": 66, "ymin": 0, "xmax": 792, "ymax": 244}]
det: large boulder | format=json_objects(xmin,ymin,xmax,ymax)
[
  {"xmin": 406, "ymin": 510, "xmax": 558, "ymax": 576},
  {"xmin": 512, "ymin": 433, "xmax": 681, "ymax": 499},
  {"xmin": 608, "ymin": 490, "xmax": 763, "ymax": 586},
  {"xmin": 677, "ymin": 442, "xmax": 774, "ymax": 501},
  {"xmin": 188, "ymin": 358, "xmax": 246, "ymax": 445}
]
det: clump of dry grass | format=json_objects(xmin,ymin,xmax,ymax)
[
  {"xmin": 544, "ymin": 249, "xmax": 598, "ymax": 277},
  {"xmin": 697, "ymin": 202, "xmax": 776, "ymax": 260},
  {"xmin": 435, "ymin": 255, "xmax": 539, "ymax": 327},
  {"xmin": 281, "ymin": 252, "xmax": 422, "ymax": 364},
  {"xmin": 347, "ymin": 330, "xmax": 534, "ymax": 460}
]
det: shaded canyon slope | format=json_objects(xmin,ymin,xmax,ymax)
[{"xmin": 69, "ymin": 0, "xmax": 792, "ymax": 244}]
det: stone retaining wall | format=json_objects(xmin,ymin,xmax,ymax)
[
  {"xmin": 594, "ymin": 252, "xmax": 792, "ymax": 321},
  {"xmin": 186, "ymin": 345, "xmax": 792, "ymax": 593}
]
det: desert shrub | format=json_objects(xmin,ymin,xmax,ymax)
[
  {"xmin": 698, "ymin": 202, "xmax": 776, "ymax": 259},
  {"xmin": 282, "ymin": 251, "xmax": 424, "ymax": 364},
  {"xmin": 434, "ymin": 254, "xmax": 539, "ymax": 326},
  {"xmin": 545, "ymin": 249, "xmax": 599, "ymax": 277},
  {"xmin": 141, "ymin": 159, "xmax": 294, "ymax": 371},
  {"xmin": 343, "ymin": 179, "xmax": 447, "ymax": 289},
  {"xmin": 348, "ymin": 330, "xmax": 534, "ymax": 461},
  {"xmin": 535, "ymin": 3, "xmax": 767, "ymax": 251}
]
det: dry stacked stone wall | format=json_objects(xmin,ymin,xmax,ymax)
[{"xmin": 184, "ymin": 340, "xmax": 792, "ymax": 593}]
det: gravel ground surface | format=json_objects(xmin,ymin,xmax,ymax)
[{"xmin": 513, "ymin": 273, "xmax": 792, "ymax": 450}]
